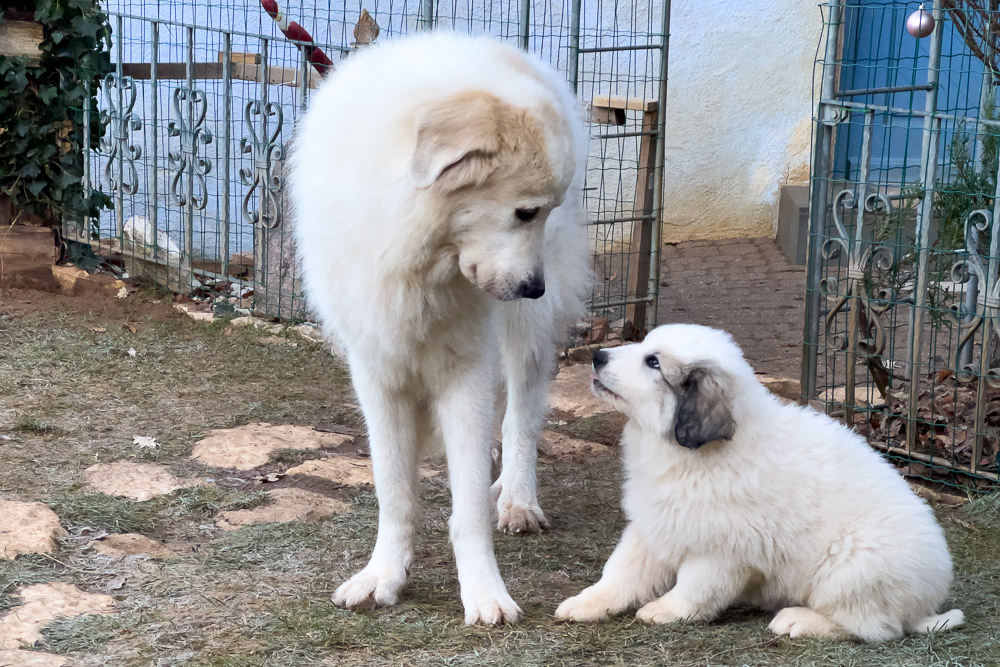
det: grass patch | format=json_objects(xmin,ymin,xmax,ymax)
[
  {"xmin": 0, "ymin": 556, "xmax": 68, "ymax": 611},
  {"xmin": 206, "ymin": 521, "xmax": 347, "ymax": 572},
  {"xmin": 963, "ymin": 492, "xmax": 1000, "ymax": 526},
  {"xmin": 39, "ymin": 613, "xmax": 122, "ymax": 654},
  {"xmin": 48, "ymin": 492, "xmax": 159, "ymax": 533},
  {"xmin": 170, "ymin": 485, "xmax": 271, "ymax": 519},
  {"xmin": 15, "ymin": 415, "xmax": 53, "ymax": 433},
  {"xmin": 268, "ymin": 448, "xmax": 311, "ymax": 466}
]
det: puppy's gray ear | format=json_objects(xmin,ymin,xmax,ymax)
[
  {"xmin": 673, "ymin": 366, "xmax": 735, "ymax": 450},
  {"xmin": 409, "ymin": 92, "xmax": 502, "ymax": 190}
]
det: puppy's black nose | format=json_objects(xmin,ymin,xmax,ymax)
[
  {"xmin": 593, "ymin": 349, "xmax": 609, "ymax": 370},
  {"xmin": 518, "ymin": 274, "xmax": 545, "ymax": 300}
]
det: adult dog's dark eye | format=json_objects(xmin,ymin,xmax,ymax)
[
  {"xmin": 645, "ymin": 355, "xmax": 660, "ymax": 370},
  {"xmin": 515, "ymin": 207, "xmax": 540, "ymax": 222}
]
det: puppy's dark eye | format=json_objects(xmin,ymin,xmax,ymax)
[
  {"xmin": 515, "ymin": 207, "xmax": 540, "ymax": 222},
  {"xmin": 645, "ymin": 355, "xmax": 660, "ymax": 370}
]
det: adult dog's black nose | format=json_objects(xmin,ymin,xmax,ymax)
[
  {"xmin": 518, "ymin": 274, "xmax": 545, "ymax": 299},
  {"xmin": 593, "ymin": 349, "xmax": 609, "ymax": 370}
]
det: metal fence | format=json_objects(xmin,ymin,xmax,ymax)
[
  {"xmin": 804, "ymin": 0, "xmax": 1000, "ymax": 484},
  {"xmin": 65, "ymin": 0, "xmax": 670, "ymax": 340}
]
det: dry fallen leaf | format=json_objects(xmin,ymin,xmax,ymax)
[
  {"xmin": 91, "ymin": 327, "xmax": 107, "ymax": 333},
  {"xmin": 132, "ymin": 436, "xmax": 158, "ymax": 450},
  {"xmin": 123, "ymin": 324, "xmax": 137, "ymax": 334}
]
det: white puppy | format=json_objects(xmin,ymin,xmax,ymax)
[
  {"xmin": 555, "ymin": 324, "xmax": 963, "ymax": 642},
  {"xmin": 290, "ymin": 32, "xmax": 589, "ymax": 625}
]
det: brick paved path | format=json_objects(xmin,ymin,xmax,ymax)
[{"xmin": 655, "ymin": 237, "xmax": 805, "ymax": 378}]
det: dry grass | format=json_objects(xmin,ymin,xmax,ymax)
[{"xmin": 1, "ymin": 286, "xmax": 999, "ymax": 666}]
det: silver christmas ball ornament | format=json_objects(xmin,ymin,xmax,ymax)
[{"xmin": 906, "ymin": 4, "xmax": 935, "ymax": 39}]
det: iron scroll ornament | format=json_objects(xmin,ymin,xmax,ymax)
[
  {"xmin": 821, "ymin": 189, "xmax": 898, "ymax": 361},
  {"xmin": 950, "ymin": 210, "xmax": 1000, "ymax": 386},
  {"xmin": 239, "ymin": 99, "xmax": 285, "ymax": 229},
  {"xmin": 168, "ymin": 86, "xmax": 213, "ymax": 209},
  {"xmin": 99, "ymin": 73, "xmax": 142, "ymax": 196}
]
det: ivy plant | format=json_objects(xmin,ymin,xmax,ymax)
[{"xmin": 0, "ymin": 0, "xmax": 112, "ymax": 231}]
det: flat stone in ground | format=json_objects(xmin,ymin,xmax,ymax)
[
  {"xmin": 190, "ymin": 423, "xmax": 354, "ymax": 470},
  {"xmin": 284, "ymin": 456, "xmax": 439, "ymax": 486},
  {"xmin": 0, "ymin": 502, "xmax": 66, "ymax": 559},
  {"xmin": 538, "ymin": 430, "xmax": 614, "ymax": 460},
  {"xmin": 0, "ymin": 649, "xmax": 71, "ymax": 666},
  {"xmin": 82, "ymin": 461, "xmax": 191, "ymax": 502},
  {"xmin": 91, "ymin": 534, "xmax": 182, "ymax": 560},
  {"xmin": 215, "ymin": 488, "xmax": 351, "ymax": 531},
  {"xmin": 0, "ymin": 582, "xmax": 113, "ymax": 650},
  {"xmin": 549, "ymin": 363, "xmax": 611, "ymax": 418}
]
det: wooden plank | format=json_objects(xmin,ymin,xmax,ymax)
[
  {"xmin": 122, "ymin": 62, "xmax": 224, "ymax": 80},
  {"xmin": 0, "ymin": 19, "xmax": 43, "ymax": 63},
  {"xmin": 592, "ymin": 95, "xmax": 658, "ymax": 113},
  {"xmin": 232, "ymin": 62, "xmax": 320, "ymax": 89},
  {"xmin": 121, "ymin": 60, "xmax": 319, "ymax": 89},
  {"xmin": 588, "ymin": 104, "xmax": 626, "ymax": 126},
  {"xmin": 220, "ymin": 51, "xmax": 260, "ymax": 65},
  {"xmin": 623, "ymin": 108, "xmax": 659, "ymax": 336}
]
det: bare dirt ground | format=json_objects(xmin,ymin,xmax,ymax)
[{"xmin": 2, "ymin": 285, "xmax": 1000, "ymax": 666}]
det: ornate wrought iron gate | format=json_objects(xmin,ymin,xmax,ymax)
[
  {"xmin": 66, "ymin": 0, "xmax": 670, "ymax": 338},
  {"xmin": 804, "ymin": 0, "xmax": 1000, "ymax": 483}
]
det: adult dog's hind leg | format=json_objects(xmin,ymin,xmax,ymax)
[
  {"xmin": 332, "ymin": 367, "xmax": 419, "ymax": 609},
  {"xmin": 493, "ymin": 312, "xmax": 554, "ymax": 534}
]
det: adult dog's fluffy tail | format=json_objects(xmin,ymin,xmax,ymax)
[{"xmin": 908, "ymin": 609, "xmax": 965, "ymax": 634}]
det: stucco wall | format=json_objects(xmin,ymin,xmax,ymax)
[{"xmin": 661, "ymin": 1, "xmax": 822, "ymax": 242}]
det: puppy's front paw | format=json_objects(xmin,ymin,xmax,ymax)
[
  {"xmin": 461, "ymin": 578, "xmax": 522, "ymax": 625},
  {"xmin": 769, "ymin": 607, "xmax": 847, "ymax": 640},
  {"xmin": 555, "ymin": 587, "xmax": 615, "ymax": 622},
  {"xmin": 636, "ymin": 597, "xmax": 682, "ymax": 625},
  {"xmin": 332, "ymin": 562, "xmax": 408, "ymax": 609}
]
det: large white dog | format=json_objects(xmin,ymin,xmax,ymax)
[
  {"xmin": 556, "ymin": 324, "xmax": 963, "ymax": 642},
  {"xmin": 290, "ymin": 32, "xmax": 589, "ymax": 624}
]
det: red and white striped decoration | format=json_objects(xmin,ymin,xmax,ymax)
[{"xmin": 259, "ymin": 0, "xmax": 334, "ymax": 74}]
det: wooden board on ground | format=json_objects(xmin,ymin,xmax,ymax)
[{"xmin": 0, "ymin": 225, "xmax": 57, "ymax": 289}]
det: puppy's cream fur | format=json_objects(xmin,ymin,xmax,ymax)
[
  {"xmin": 556, "ymin": 324, "xmax": 963, "ymax": 642},
  {"xmin": 290, "ymin": 32, "xmax": 589, "ymax": 625}
]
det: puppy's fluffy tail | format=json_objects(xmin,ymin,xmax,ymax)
[{"xmin": 909, "ymin": 609, "xmax": 965, "ymax": 634}]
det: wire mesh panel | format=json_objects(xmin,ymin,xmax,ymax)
[
  {"xmin": 64, "ymin": 0, "xmax": 669, "ymax": 338},
  {"xmin": 804, "ymin": 0, "xmax": 1000, "ymax": 484}
]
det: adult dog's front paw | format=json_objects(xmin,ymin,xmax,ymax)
[
  {"xmin": 460, "ymin": 577, "xmax": 522, "ymax": 625},
  {"xmin": 497, "ymin": 502, "xmax": 550, "ymax": 534},
  {"xmin": 332, "ymin": 562, "xmax": 408, "ymax": 609},
  {"xmin": 494, "ymin": 483, "xmax": 549, "ymax": 534},
  {"xmin": 635, "ymin": 597, "xmax": 682, "ymax": 625},
  {"xmin": 555, "ymin": 587, "xmax": 615, "ymax": 622}
]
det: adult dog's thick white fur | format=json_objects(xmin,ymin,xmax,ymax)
[
  {"xmin": 290, "ymin": 33, "xmax": 589, "ymax": 625},
  {"xmin": 555, "ymin": 324, "xmax": 963, "ymax": 642}
]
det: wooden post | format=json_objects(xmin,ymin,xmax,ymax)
[
  {"xmin": 624, "ymin": 107, "xmax": 659, "ymax": 336},
  {"xmin": 589, "ymin": 95, "xmax": 660, "ymax": 337}
]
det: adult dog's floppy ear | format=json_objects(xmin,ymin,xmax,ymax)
[
  {"xmin": 673, "ymin": 366, "xmax": 735, "ymax": 450},
  {"xmin": 409, "ymin": 92, "xmax": 502, "ymax": 190}
]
